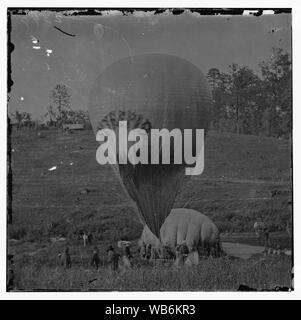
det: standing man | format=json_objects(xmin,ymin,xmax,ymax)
[
  {"xmin": 65, "ymin": 247, "xmax": 72, "ymax": 269},
  {"xmin": 122, "ymin": 245, "xmax": 134, "ymax": 268},
  {"xmin": 87, "ymin": 232, "xmax": 93, "ymax": 245},
  {"xmin": 174, "ymin": 245, "xmax": 185, "ymax": 268},
  {"xmin": 263, "ymin": 225, "xmax": 271, "ymax": 251},
  {"xmin": 83, "ymin": 233, "xmax": 88, "ymax": 247},
  {"xmin": 91, "ymin": 246, "xmax": 101, "ymax": 270},
  {"xmin": 107, "ymin": 245, "xmax": 120, "ymax": 273}
]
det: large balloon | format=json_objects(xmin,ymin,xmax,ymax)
[
  {"xmin": 139, "ymin": 208, "xmax": 220, "ymax": 252},
  {"xmin": 88, "ymin": 54, "xmax": 212, "ymax": 238}
]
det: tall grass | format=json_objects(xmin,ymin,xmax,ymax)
[{"xmin": 14, "ymin": 255, "xmax": 291, "ymax": 291}]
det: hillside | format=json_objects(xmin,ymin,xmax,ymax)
[
  {"xmin": 10, "ymin": 129, "xmax": 292, "ymax": 239},
  {"xmin": 8, "ymin": 129, "xmax": 292, "ymax": 290}
]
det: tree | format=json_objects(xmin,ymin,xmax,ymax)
[
  {"xmin": 50, "ymin": 84, "xmax": 71, "ymax": 126},
  {"xmin": 260, "ymin": 48, "xmax": 292, "ymax": 137},
  {"xmin": 227, "ymin": 64, "xmax": 260, "ymax": 134},
  {"xmin": 206, "ymin": 48, "xmax": 291, "ymax": 138},
  {"xmin": 207, "ymin": 65, "xmax": 260, "ymax": 134},
  {"xmin": 207, "ymin": 68, "xmax": 232, "ymax": 129},
  {"xmin": 12, "ymin": 110, "xmax": 23, "ymax": 129},
  {"xmin": 44, "ymin": 105, "xmax": 57, "ymax": 127}
]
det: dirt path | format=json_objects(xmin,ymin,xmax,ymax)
[
  {"xmin": 193, "ymin": 177, "xmax": 290, "ymax": 185},
  {"xmin": 222, "ymin": 242, "xmax": 265, "ymax": 259}
]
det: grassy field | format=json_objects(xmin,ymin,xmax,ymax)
[{"xmin": 8, "ymin": 129, "xmax": 293, "ymax": 291}]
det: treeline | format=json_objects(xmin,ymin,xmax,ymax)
[
  {"xmin": 207, "ymin": 47, "xmax": 292, "ymax": 138},
  {"xmin": 9, "ymin": 109, "xmax": 91, "ymax": 130},
  {"xmin": 10, "ymin": 48, "xmax": 292, "ymax": 138},
  {"xmin": 10, "ymin": 84, "xmax": 92, "ymax": 130}
]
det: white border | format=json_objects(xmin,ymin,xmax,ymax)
[{"xmin": 1, "ymin": 0, "xmax": 300, "ymax": 300}]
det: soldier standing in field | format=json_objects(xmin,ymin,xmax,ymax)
[
  {"xmin": 122, "ymin": 245, "xmax": 134, "ymax": 268},
  {"xmin": 91, "ymin": 246, "xmax": 101, "ymax": 270},
  {"xmin": 263, "ymin": 225, "xmax": 271, "ymax": 251},
  {"xmin": 254, "ymin": 221, "xmax": 271, "ymax": 252},
  {"xmin": 87, "ymin": 232, "xmax": 93, "ymax": 245},
  {"xmin": 146, "ymin": 244, "xmax": 152, "ymax": 260},
  {"xmin": 139, "ymin": 243, "xmax": 147, "ymax": 260},
  {"xmin": 174, "ymin": 245, "xmax": 185, "ymax": 268},
  {"xmin": 64, "ymin": 247, "xmax": 72, "ymax": 269},
  {"xmin": 83, "ymin": 232, "xmax": 88, "ymax": 247},
  {"xmin": 107, "ymin": 245, "xmax": 120, "ymax": 273},
  {"xmin": 57, "ymin": 253, "xmax": 64, "ymax": 266}
]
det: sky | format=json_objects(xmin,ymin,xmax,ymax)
[{"xmin": 9, "ymin": 10, "xmax": 291, "ymax": 118}]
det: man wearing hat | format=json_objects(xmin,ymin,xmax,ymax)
[{"xmin": 107, "ymin": 245, "xmax": 120, "ymax": 272}]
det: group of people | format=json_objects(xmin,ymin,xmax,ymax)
[
  {"xmin": 57, "ymin": 242, "xmax": 134, "ymax": 273},
  {"xmin": 105, "ymin": 243, "xmax": 134, "ymax": 271},
  {"xmin": 139, "ymin": 239, "xmax": 222, "ymax": 266},
  {"xmin": 57, "ymin": 247, "xmax": 72, "ymax": 269},
  {"xmin": 58, "ymin": 234, "xmax": 220, "ymax": 272}
]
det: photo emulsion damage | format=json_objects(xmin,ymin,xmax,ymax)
[{"xmin": 7, "ymin": 8, "xmax": 293, "ymax": 292}]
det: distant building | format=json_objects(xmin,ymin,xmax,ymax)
[{"xmin": 62, "ymin": 123, "xmax": 85, "ymax": 133}]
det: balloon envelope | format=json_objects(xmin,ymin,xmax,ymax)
[{"xmin": 88, "ymin": 53, "xmax": 212, "ymax": 237}]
